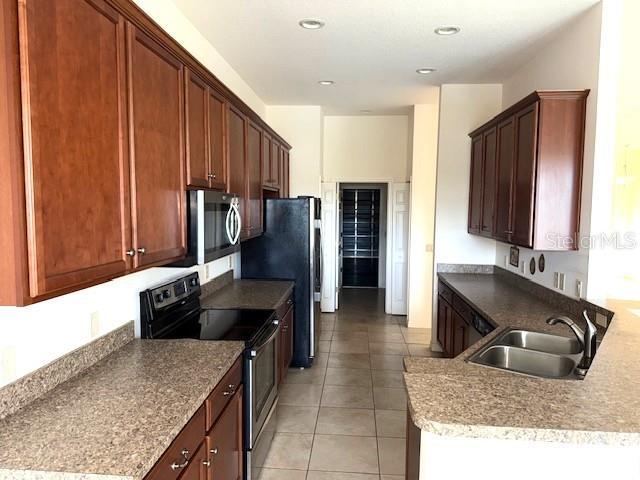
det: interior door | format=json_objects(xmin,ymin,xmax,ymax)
[
  {"xmin": 185, "ymin": 68, "xmax": 209, "ymax": 188},
  {"xmin": 389, "ymin": 182, "xmax": 410, "ymax": 315},
  {"xmin": 511, "ymin": 103, "xmax": 539, "ymax": 248},
  {"xmin": 128, "ymin": 26, "xmax": 186, "ymax": 268},
  {"xmin": 18, "ymin": 0, "xmax": 132, "ymax": 297},
  {"xmin": 320, "ymin": 182, "xmax": 339, "ymax": 312}
]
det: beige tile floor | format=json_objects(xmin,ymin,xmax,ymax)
[{"xmin": 255, "ymin": 289, "xmax": 442, "ymax": 480}]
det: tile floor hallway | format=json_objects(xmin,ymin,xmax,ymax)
[{"xmin": 255, "ymin": 289, "xmax": 441, "ymax": 480}]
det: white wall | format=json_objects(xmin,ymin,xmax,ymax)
[
  {"xmin": 323, "ymin": 115, "xmax": 411, "ymax": 182},
  {"xmin": 265, "ymin": 106, "xmax": 323, "ymax": 197},
  {"xmin": 496, "ymin": 3, "xmax": 603, "ymax": 299},
  {"xmin": 407, "ymin": 95, "xmax": 441, "ymax": 329},
  {"xmin": 0, "ymin": 254, "xmax": 240, "ymax": 388},
  {"xmin": 132, "ymin": 0, "xmax": 266, "ymax": 117}
]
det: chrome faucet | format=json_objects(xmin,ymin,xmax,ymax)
[{"xmin": 546, "ymin": 310, "xmax": 597, "ymax": 377}]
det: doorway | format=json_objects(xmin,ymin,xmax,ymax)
[{"xmin": 339, "ymin": 184, "xmax": 387, "ymax": 290}]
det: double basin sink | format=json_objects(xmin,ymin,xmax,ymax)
[{"xmin": 468, "ymin": 329, "xmax": 583, "ymax": 380}]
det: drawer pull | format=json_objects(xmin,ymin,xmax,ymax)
[
  {"xmin": 287, "ymin": 299, "xmax": 293, "ymax": 305},
  {"xmin": 223, "ymin": 391, "xmax": 231, "ymax": 396},
  {"xmin": 170, "ymin": 449, "xmax": 190, "ymax": 470}
]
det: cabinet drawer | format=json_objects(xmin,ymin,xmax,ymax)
[
  {"xmin": 437, "ymin": 280, "xmax": 453, "ymax": 304},
  {"xmin": 276, "ymin": 292, "xmax": 294, "ymax": 321},
  {"xmin": 206, "ymin": 356, "xmax": 243, "ymax": 431},
  {"xmin": 145, "ymin": 405, "xmax": 205, "ymax": 480},
  {"xmin": 452, "ymin": 294, "xmax": 473, "ymax": 325}
]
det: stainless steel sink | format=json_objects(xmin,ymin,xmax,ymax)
[
  {"xmin": 496, "ymin": 329, "xmax": 582, "ymax": 355},
  {"xmin": 468, "ymin": 345, "xmax": 579, "ymax": 379},
  {"xmin": 467, "ymin": 328, "xmax": 584, "ymax": 379}
]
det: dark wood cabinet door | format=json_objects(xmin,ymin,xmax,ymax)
[
  {"xmin": 246, "ymin": 121, "xmax": 263, "ymax": 238},
  {"xmin": 206, "ymin": 385, "xmax": 243, "ymax": 480},
  {"xmin": 481, "ymin": 127, "xmax": 497, "ymax": 236},
  {"xmin": 208, "ymin": 89, "xmax": 227, "ymax": 190},
  {"xmin": 261, "ymin": 133, "xmax": 272, "ymax": 186},
  {"xmin": 185, "ymin": 69, "xmax": 209, "ymax": 188},
  {"xmin": 436, "ymin": 295, "xmax": 453, "ymax": 358},
  {"xmin": 511, "ymin": 103, "xmax": 539, "ymax": 248},
  {"xmin": 279, "ymin": 307, "xmax": 294, "ymax": 383},
  {"xmin": 282, "ymin": 150, "xmax": 290, "ymax": 198},
  {"xmin": 128, "ymin": 26, "xmax": 186, "ymax": 268},
  {"xmin": 270, "ymin": 141, "xmax": 280, "ymax": 188},
  {"xmin": 451, "ymin": 311, "xmax": 468, "ymax": 357},
  {"xmin": 468, "ymin": 134, "xmax": 483, "ymax": 234},
  {"xmin": 18, "ymin": 0, "xmax": 131, "ymax": 297},
  {"xmin": 494, "ymin": 116, "xmax": 516, "ymax": 242},
  {"xmin": 271, "ymin": 144, "xmax": 282, "ymax": 190},
  {"xmin": 227, "ymin": 104, "xmax": 247, "ymax": 230}
]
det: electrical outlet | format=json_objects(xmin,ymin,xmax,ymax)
[
  {"xmin": 520, "ymin": 260, "xmax": 525, "ymax": 274},
  {"xmin": 558, "ymin": 273, "xmax": 566, "ymax": 291},
  {"xmin": 90, "ymin": 311, "xmax": 100, "ymax": 338},
  {"xmin": 554, "ymin": 272, "xmax": 560, "ymax": 288},
  {"xmin": 596, "ymin": 312, "xmax": 608, "ymax": 329},
  {"xmin": 0, "ymin": 346, "xmax": 16, "ymax": 383},
  {"xmin": 504, "ymin": 255, "xmax": 509, "ymax": 268},
  {"xmin": 575, "ymin": 280, "xmax": 583, "ymax": 298},
  {"xmin": 205, "ymin": 264, "xmax": 212, "ymax": 280}
]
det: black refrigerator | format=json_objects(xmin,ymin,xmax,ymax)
[{"xmin": 241, "ymin": 197, "xmax": 320, "ymax": 368}]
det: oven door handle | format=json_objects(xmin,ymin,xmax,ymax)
[{"xmin": 250, "ymin": 324, "xmax": 279, "ymax": 356}]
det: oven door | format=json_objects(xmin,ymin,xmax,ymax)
[
  {"xmin": 246, "ymin": 321, "xmax": 279, "ymax": 450},
  {"xmin": 198, "ymin": 190, "xmax": 241, "ymax": 263}
]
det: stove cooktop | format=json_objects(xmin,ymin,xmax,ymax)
[{"xmin": 160, "ymin": 308, "xmax": 276, "ymax": 345}]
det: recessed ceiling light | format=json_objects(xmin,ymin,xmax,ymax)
[
  {"xmin": 434, "ymin": 26, "xmax": 461, "ymax": 36},
  {"xmin": 416, "ymin": 68, "xmax": 436, "ymax": 75},
  {"xmin": 318, "ymin": 80, "xmax": 334, "ymax": 85},
  {"xmin": 299, "ymin": 19, "xmax": 325, "ymax": 30}
]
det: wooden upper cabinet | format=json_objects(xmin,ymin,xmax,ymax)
[
  {"xmin": 227, "ymin": 104, "xmax": 247, "ymax": 229},
  {"xmin": 185, "ymin": 69, "xmax": 209, "ymax": 188},
  {"xmin": 128, "ymin": 25, "xmax": 186, "ymax": 268},
  {"xmin": 494, "ymin": 116, "xmax": 516, "ymax": 242},
  {"xmin": 18, "ymin": 0, "xmax": 131, "ymax": 298},
  {"xmin": 281, "ymin": 149, "xmax": 290, "ymax": 198},
  {"xmin": 470, "ymin": 90, "xmax": 588, "ymax": 250},
  {"xmin": 468, "ymin": 135, "xmax": 483, "ymax": 234},
  {"xmin": 208, "ymin": 89, "xmax": 227, "ymax": 190},
  {"xmin": 246, "ymin": 121, "xmax": 263, "ymax": 238},
  {"xmin": 481, "ymin": 127, "xmax": 497, "ymax": 236},
  {"xmin": 261, "ymin": 133, "xmax": 272, "ymax": 186},
  {"xmin": 511, "ymin": 103, "xmax": 539, "ymax": 248}
]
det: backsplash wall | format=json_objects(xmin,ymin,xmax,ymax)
[
  {"xmin": 0, "ymin": 253, "xmax": 240, "ymax": 389},
  {"xmin": 495, "ymin": 244, "xmax": 588, "ymax": 300}
]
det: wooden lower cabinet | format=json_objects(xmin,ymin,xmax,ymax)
[
  {"xmin": 279, "ymin": 306, "xmax": 294, "ymax": 384},
  {"xmin": 206, "ymin": 385, "xmax": 244, "ymax": 480},
  {"xmin": 405, "ymin": 411, "xmax": 421, "ymax": 480},
  {"xmin": 145, "ymin": 358, "xmax": 243, "ymax": 480},
  {"xmin": 436, "ymin": 282, "xmax": 478, "ymax": 358}
]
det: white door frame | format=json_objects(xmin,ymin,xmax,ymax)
[{"xmin": 321, "ymin": 179, "xmax": 409, "ymax": 315}]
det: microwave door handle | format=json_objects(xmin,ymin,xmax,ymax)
[
  {"xmin": 232, "ymin": 203, "xmax": 241, "ymax": 245},
  {"xmin": 225, "ymin": 205, "xmax": 234, "ymax": 244}
]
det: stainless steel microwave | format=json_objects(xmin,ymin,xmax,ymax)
[{"xmin": 175, "ymin": 190, "xmax": 241, "ymax": 266}]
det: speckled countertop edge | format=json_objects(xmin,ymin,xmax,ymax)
[
  {"xmin": 201, "ymin": 279, "xmax": 294, "ymax": 310},
  {"xmin": 404, "ymin": 272, "xmax": 640, "ymax": 446}
]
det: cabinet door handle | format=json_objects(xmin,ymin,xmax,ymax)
[
  {"xmin": 170, "ymin": 448, "xmax": 190, "ymax": 470},
  {"xmin": 137, "ymin": 247, "xmax": 146, "ymax": 255},
  {"xmin": 125, "ymin": 249, "xmax": 136, "ymax": 257},
  {"xmin": 203, "ymin": 448, "xmax": 218, "ymax": 468}
]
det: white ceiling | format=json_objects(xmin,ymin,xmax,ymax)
[{"xmin": 172, "ymin": 0, "xmax": 599, "ymax": 114}]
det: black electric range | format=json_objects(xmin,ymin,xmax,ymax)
[{"xmin": 139, "ymin": 272, "xmax": 279, "ymax": 480}]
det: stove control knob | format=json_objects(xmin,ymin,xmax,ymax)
[
  {"xmin": 155, "ymin": 293, "xmax": 164, "ymax": 303},
  {"xmin": 190, "ymin": 277, "xmax": 198, "ymax": 287},
  {"xmin": 162, "ymin": 290, "xmax": 171, "ymax": 299}
]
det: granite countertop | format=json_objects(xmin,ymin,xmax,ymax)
[
  {"xmin": 201, "ymin": 279, "xmax": 294, "ymax": 310},
  {"xmin": 404, "ymin": 273, "xmax": 640, "ymax": 446},
  {"xmin": 0, "ymin": 339, "xmax": 245, "ymax": 480}
]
